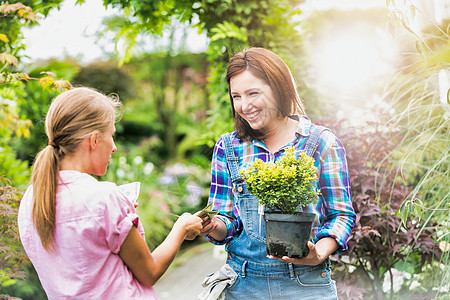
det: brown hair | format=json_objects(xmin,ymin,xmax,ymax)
[
  {"xmin": 226, "ymin": 47, "xmax": 305, "ymax": 140},
  {"xmin": 31, "ymin": 87, "xmax": 121, "ymax": 252}
]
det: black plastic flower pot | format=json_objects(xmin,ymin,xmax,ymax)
[{"xmin": 264, "ymin": 212, "xmax": 316, "ymax": 258}]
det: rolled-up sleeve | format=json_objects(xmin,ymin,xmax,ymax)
[
  {"xmin": 205, "ymin": 138, "xmax": 242, "ymax": 245},
  {"xmin": 314, "ymin": 132, "xmax": 356, "ymax": 254},
  {"xmin": 103, "ymin": 190, "xmax": 140, "ymax": 254}
]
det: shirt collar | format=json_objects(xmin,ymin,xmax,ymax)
[{"xmin": 290, "ymin": 114, "xmax": 311, "ymax": 137}]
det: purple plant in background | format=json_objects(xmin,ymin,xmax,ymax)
[{"xmin": 321, "ymin": 116, "xmax": 442, "ymax": 300}]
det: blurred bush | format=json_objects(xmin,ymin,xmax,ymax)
[{"xmin": 72, "ymin": 61, "xmax": 135, "ymax": 102}]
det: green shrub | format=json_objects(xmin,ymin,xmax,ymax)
[
  {"xmin": 72, "ymin": 61, "xmax": 134, "ymax": 102},
  {"xmin": 240, "ymin": 147, "xmax": 320, "ymax": 214},
  {"xmin": 0, "ymin": 183, "xmax": 29, "ymax": 292}
]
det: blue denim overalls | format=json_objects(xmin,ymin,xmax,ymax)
[{"xmin": 221, "ymin": 126, "xmax": 338, "ymax": 300}]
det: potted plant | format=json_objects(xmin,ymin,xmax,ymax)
[{"xmin": 240, "ymin": 147, "xmax": 320, "ymax": 258}]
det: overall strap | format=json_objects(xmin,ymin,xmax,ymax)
[
  {"xmin": 304, "ymin": 125, "xmax": 331, "ymax": 157},
  {"xmin": 221, "ymin": 133, "xmax": 243, "ymax": 185}
]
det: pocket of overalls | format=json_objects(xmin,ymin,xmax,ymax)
[
  {"xmin": 238, "ymin": 184, "xmax": 266, "ymax": 243},
  {"xmin": 296, "ymin": 265, "xmax": 332, "ymax": 287}
]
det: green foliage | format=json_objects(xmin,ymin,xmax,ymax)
[
  {"xmin": 0, "ymin": 265, "xmax": 46, "ymax": 300},
  {"xmin": 383, "ymin": 61, "xmax": 450, "ymax": 299},
  {"xmin": 0, "ymin": 1, "xmax": 64, "ymax": 69},
  {"xmin": 13, "ymin": 82, "xmax": 58, "ymax": 163},
  {"xmin": 0, "ymin": 183, "xmax": 28, "ymax": 290},
  {"xmin": 72, "ymin": 61, "xmax": 134, "ymax": 101},
  {"xmin": 0, "ymin": 3, "xmax": 39, "ymax": 60},
  {"xmin": 385, "ymin": 59, "xmax": 449, "ymax": 223},
  {"xmin": 120, "ymin": 51, "xmax": 209, "ymax": 159},
  {"xmin": 381, "ymin": 7, "xmax": 450, "ymax": 296},
  {"xmin": 1, "ymin": 2, "xmax": 72, "ymax": 181},
  {"xmin": 0, "ymin": 3, "xmax": 72, "ymax": 298},
  {"xmin": 99, "ymin": 0, "xmax": 307, "ymax": 145},
  {"xmin": 27, "ymin": 59, "xmax": 80, "ymax": 80},
  {"xmin": 0, "ymin": 146, "xmax": 29, "ymax": 189},
  {"xmin": 240, "ymin": 147, "xmax": 319, "ymax": 214},
  {"xmin": 12, "ymin": 59, "xmax": 80, "ymax": 163}
]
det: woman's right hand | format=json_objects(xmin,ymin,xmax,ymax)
[
  {"xmin": 174, "ymin": 213, "xmax": 203, "ymax": 240},
  {"xmin": 198, "ymin": 216, "xmax": 219, "ymax": 236}
]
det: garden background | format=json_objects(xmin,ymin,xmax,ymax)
[{"xmin": 1, "ymin": 0, "xmax": 448, "ymax": 299}]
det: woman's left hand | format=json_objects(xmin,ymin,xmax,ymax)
[{"xmin": 267, "ymin": 237, "xmax": 338, "ymax": 266}]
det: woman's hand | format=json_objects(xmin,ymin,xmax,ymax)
[
  {"xmin": 194, "ymin": 214, "xmax": 227, "ymax": 242},
  {"xmin": 120, "ymin": 213, "xmax": 202, "ymax": 286},
  {"xmin": 199, "ymin": 216, "xmax": 219, "ymax": 235},
  {"xmin": 174, "ymin": 213, "xmax": 203, "ymax": 240},
  {"xmin": 267, "ymin": 238, "xmax": 338, "ymax": 266}
]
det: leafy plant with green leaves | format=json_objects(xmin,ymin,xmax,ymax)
[
  {"xmin": 13, "ymin": 60, "xmax": 80, "ymax": 164},
  {"xmin": 240, "ymin": 147, "xmax": 320, "ymax": 214},
  {"xmin": 120, "ymin": 51, "xmax": 209, "ymax": 159},
  {"xmin": 0, "ymin": 182, "xmax": 28, "ymax": 286},
  {"xmin": 1, "ymin": 2, "xmax": 71, "ymax": 187}
]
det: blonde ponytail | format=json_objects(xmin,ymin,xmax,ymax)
[
  {"xmin": 31, "ymin": 145, "xmax": 59, "ymax": 252},
  {"xmin": 31, "ymin": 87, "xmax": 121, "ymax": 252}
]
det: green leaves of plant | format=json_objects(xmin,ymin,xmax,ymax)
[
  {"xmin": 398, "ymin": 197, "xmax": 423, "ymax": 226},
  {"xmin": 0, "ymin": 52, "xmax": 18, "ymax": 67},
  {"xmin": 240, "ymin": 146, "xmax": 320, "ymax": 214},
  {"xmin": 210, "ymin": 22, "xmax": 247, "ymax": 42}
]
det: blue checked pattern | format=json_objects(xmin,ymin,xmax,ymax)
[{"xmin": 206, "ymin": 115, "xmax": 356, "ymax": 254}]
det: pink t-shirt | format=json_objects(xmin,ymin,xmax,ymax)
[{"xmin": 18, "ymin": 170, "xmax": 158, "ymax": 300}]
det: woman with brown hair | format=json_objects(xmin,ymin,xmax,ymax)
[
  {"xmin": 18, "ymin": 87, "xmax": 202, "ymax": 299},
  {"xmin": 199, "ymin": 48, "xmax": 356, "ymax": 299}
]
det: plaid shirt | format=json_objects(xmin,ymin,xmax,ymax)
[{"xmin": 206, "ymin": 115, "xmax": 356, "ymax": 254}]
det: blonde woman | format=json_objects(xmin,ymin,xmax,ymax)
[{"xmin": 18, "ymin": 87, "xmax": 202, "ymax": 299}]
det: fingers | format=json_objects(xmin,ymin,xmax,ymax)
[
  {"xmin": 175, "ymin": 213, "xmax": 202, "ymax": 239},
  {"xmin": 267, "ymin": 255, "xmax": 283, "ymax": 261},
  {"xmin": 174, "ymin": 212, "xmax": 220, "ymax": 239},
  {"xmin": 200, "ymin": 220, "xmax": 217, "ymax": 235},
  {"xmin": 180, "ymin": 212, "xmax": 202, "ymax": 223},
  {"xmin": 201, "ymin": 216, "xmax": 211, "ymax": 226},
  {"xmin": 198, "ymin": 216, "xmax": 219, "ymax": 235},
  {"xmin": 267, "ymin": 255, "xmax": 303, "ymax": 264},
  {"xmin": 267, "ymin": 242, "xmax": 319, "ymax": 265}
]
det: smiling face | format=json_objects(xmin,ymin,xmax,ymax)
[
  {"xmin": 230, "ymin": 70, "xmax": 280, "ymax": 133},
  {"xmin": 226, "ymin": 48, "xmax": 305, "ymax": 141},
  {"xmin": 91, "ymin": 122, "xmax": 117, "ymax": 176}
]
